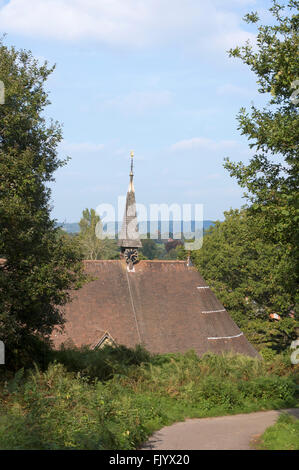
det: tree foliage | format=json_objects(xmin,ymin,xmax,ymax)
[
  {"xmin": 216, "ymin": 0, "xmax": 299, "ymax": 352},
  {"xmin": 140, "ymin": 238, "xmax": 162, "ymax": 259},
  {"xmin": 224, "ymin": 0, "xmax": 299, "ymax": 263},
  {"xmin": 192, "ymin": 209, "xmax": 298, "ymax": 353},
  {"xmin": 78, "ymin": 208, "xmax": 119, "ymax": 260},
  {"xmin": 0, "ymin": 40, "xmax": 86, "ymax": 367}
]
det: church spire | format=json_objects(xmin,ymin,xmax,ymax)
[
  {"xmin": 129, "ymin": 150, "xmax": 134, "ymax": 192},
  {"xmin": 118, "ymin": 151, "xmax": 142, "ymax": 266}
]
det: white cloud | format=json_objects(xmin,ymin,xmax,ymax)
[
  {"xmin": 0, "ymin": 0, "xmax": 256, "ymax": 52},
  {"xmin": 171, "ymin": 137, "xmax": 240, "ymax": 152},
  {"xmin": 214, "ymin": 0, "xmax": 257, "ymax": 4},
  {"xmin": 210, "ymin": 29, "xmax": 256, "ymax": 51}
]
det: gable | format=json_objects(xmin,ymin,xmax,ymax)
[{"xmin": 52, "ymin": 260, "xmax": 259, "ymax": 358}]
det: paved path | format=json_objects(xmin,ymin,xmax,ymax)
[{"xmin": 142, "ymin": 409, "xmax": 299, "ymax": 450}]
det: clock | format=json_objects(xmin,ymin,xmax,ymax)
[{"xmin": 124, "ymin": 248, "xmax": 138, "ymax": 265}]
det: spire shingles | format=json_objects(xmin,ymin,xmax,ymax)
[{"xmin": 118, "ymin": 151, "xmax": 142, "ymax": 249}]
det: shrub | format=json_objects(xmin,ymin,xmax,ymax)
[
  {"xmin": 49, "ymin": 344, "xmax": 152, "ymax": 381},
  {"xmin": 0, "ymin": 348, "xmax": 298, "ymax": 450}
]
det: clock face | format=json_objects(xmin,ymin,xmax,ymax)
[{"xmin": 124, "ymin": 248, "xmax": 138, "ymax": 264}]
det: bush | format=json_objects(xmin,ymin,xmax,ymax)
[
  {"xmin": 49, "ymin": 344, "xmax": 153, "ymax": 381},
  {"xmin": 0, "ymin": 348, "xmax": 298, "ymax": 450}
]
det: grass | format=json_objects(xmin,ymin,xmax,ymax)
[
  {"xmin": 0, "ymin": 346, "xmax": 298, "ymax": 450},
  {"xmin": 257, "ymin": 413, "xmax": 299, "ymax": 450}
]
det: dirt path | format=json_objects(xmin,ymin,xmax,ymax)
[{"xmin": 142, "ymin": 409, "xmax": 299, "ymax": 450}]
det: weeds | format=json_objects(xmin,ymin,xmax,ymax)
[
  {"xmin": 0, "ymin": 346, "xmax": 298, "ymax": 450},
  {"xmin": 257, "ymin": 413, "xmax": 299, "ymax": 450}
]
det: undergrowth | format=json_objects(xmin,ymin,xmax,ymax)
[
  {"xmin": 0, "ymin": 346, "xmax": 298, "ymax": 450},
  {"xmin": 257, "ymin": 413, "xmax": 299, "ymax": 450}
]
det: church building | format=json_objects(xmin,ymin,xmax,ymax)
[{"xmin": 52, "ymin": 152, "xmax": 259, "ymax": 358}]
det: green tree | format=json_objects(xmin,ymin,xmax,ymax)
[
  {"xmin": 140, "ymin": 238, "xmax": 160, "ymax": 260},
  {"xmin": 224, "ymin": 0, "xmax": 299, "ymax": 308},
  {"xmin": 192, "ymin": 209, "xmax": 298, "ymax": 353},
  {"xmin": 79, "ymin": 208, "xmax": 119, "ymax": 260},
  {"xmin": 0, "ymin": 40, "xmax": 86, "ymax": 368}
]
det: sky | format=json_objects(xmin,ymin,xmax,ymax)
[{"xmin": 0, "ymin": 0, "xmax": 273, "ymax": 222}]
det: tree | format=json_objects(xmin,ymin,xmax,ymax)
[
  {"xmin": 192, "ymin": 209, "xmax": 298, "ymax": 353},
  {"xmin": 139, "ymin": 237, "xmax": 183, "ymax": 260},
  {"xmin": 140, "ymin": 238, "xmax": 160, "ymax": 260},
  {"xmin": 164, "ymin": 239, "xmax": 183, "ymax": 253},
  {"xmin": 224, "ymin": 0, "xmax": 299, "ymax": 312},
  {"xmin": 78, "ymin": 208, "xmax": 119, "ymax": 260},
  {"xmin": 0, "ymin": 40, "xmax": 86, "ymax": 368}
]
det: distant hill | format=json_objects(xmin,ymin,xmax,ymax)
[
  {"xmin": 57, "ymin": 222, "xmax": 81, "ymax": 233},
  {"xmin": 57, "ymin": 220, "xmax": 217, "ymax": 236}
]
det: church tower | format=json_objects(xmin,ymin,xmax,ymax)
[
  {"xmin": 52, "ymin": 150, "xmax": 260, "ymax": 359},
  {"xmin": 118, "ymin": 151, "xmax": 142, "ymax": 267}
]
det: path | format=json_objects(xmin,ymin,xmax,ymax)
[{"xmin": 142, "ymin": 409, "xmax": 299, "ymax": 450}]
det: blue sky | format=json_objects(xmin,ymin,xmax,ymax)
[{"xmin": 0, "ymin": 0, "xmax": 272, "ymax": 222}]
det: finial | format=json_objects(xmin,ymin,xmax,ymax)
[
  {"xmin": 130, "ymin": 150, "xmax": 134, "ymax": 176},
  {"xmin": 129, "ymin": 150, "xmax": 134, "ymax": 191}
]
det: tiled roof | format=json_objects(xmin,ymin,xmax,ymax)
[{"xmin": 51, "ymin": 259, "xmax": 259, "ymax": 358}]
